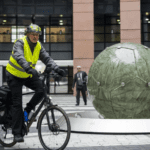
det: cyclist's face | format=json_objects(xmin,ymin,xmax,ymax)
[{"xmin": 28, "ymin": 32, "xmax": 39, "ymax": 43}]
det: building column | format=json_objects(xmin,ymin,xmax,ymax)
[
  {"xmin": 120, "ymin": 0, "xmax": 141, "ymax": 43},
  {"xmin": 73, "ymin": 0, "xmax": 94, "ymax": 96}
]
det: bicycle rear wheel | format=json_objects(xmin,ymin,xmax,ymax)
[
  {"xmin": 0, "ymin": 124, "xmax": 16, "ymax": 147},
  {"xmin": 38, "ymin": 105, "xmax": 71, "ymax": 150}
]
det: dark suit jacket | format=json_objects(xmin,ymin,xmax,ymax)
[{"xmin": 72, "ymin": 71, "xmax": 87, "ymax": 91}]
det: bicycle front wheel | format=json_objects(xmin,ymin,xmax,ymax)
[{"xmin": 38, "ymin": 106, "xmax": 71, "ymax": 150}]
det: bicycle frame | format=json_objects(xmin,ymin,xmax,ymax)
[{"xmin": 25, "ymin": 72, "xmax": 58, "ymax": 133}]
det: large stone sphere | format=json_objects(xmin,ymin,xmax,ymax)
[{"xmin": 87, "ymin": 42, "xmax": 150, "ymax": 119}]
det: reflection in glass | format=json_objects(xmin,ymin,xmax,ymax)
[
  {"xmin": 95, "ymin": 26, "xmax": 104, "ymax": 33},
  {"xmin": 105, "ymin": 34, "xmax": 120, "ymax": 42},
  {"xmin": 45, "ymin": 26, "xmax": 72, "ymax": 43},
  {"xmin": 18, "ymin": 17, "xmax": 32, "ymax": 25},
  {"xmin": 0, "ymin": 26, "xmax": 11, "ymax": 42},
  {"xmin": 143, "ymin": 24, "xmax": 150, "ymax": 32},
  {"xmin": 0, "ymin": 18, "xmax": 16, "ymax": 25},
  {"xmin": 94, "ymin": 34, "xmax": 104, "ymax": 42},
  {"xmin": 94, "ymin": 18, "xmax": 104, "ymax": 25},
  {"xmin": 143, "ymin": 33, "xmax": 150, "ymax": 41},
  {"xmin": 105, "ymin": 17, "xmax": 120, "ymax": 24},
  {"xmin": 105, "ymin": 25, "xmax": 120, "ymax": 33},
  {"xmin": 11, "ymin": 26, "xmax": 26, "ymax": 42}
]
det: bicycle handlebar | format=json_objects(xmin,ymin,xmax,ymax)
[{"xmin": 38, "ymin": 71, "xmax": 60, "ymax": 82}]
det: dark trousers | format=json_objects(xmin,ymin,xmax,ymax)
[
  {"xmin": 6, "ymin": 71, "xmax": 44, "ymax": 135},
  {"xmin": 76, "ymin": 88, "xmax": 87, "ymax": 105}
]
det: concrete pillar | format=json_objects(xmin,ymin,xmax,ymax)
[
  {"xmin": 73, "ymin": 0, "xmax": 94, "ymax": 96},
  {"xmin": 120, "ymin": 0, "xmax": 141, "ymax": 43}
]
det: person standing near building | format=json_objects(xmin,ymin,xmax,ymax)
[{"xmin": 72, "ymin": 66, "xmax": 88, "ymax": 106}]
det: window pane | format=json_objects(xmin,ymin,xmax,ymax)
[
  {"xmin": 94, "ymin": 43, "xmax": 104, "ymax": 50},
  {"xmin": 68, "ymin": 5, "xmax": 72, "ymax": 15},
  {"xmin": 143, "ymin": 24, "xmax": 150, "ymax": 32},
  {"xmin": 36, "ymin": 6, "xmax": 53, "ymax": 15},
  {"xmin": 68, "ymin": 0, "xmax": 72, "ymax": 5},
  {"xmin": 11, "ymin": 26, "xmax": 26, "ymax": 42},
  {"xmin": 94, "ymin": 18, "xmax": 104, "ymax": 25},
  {"xmin": 143, "ymin": 33, "xmax": 150, "ymax": 41},
  {"xmin": 105, "ymin": 43, "xmax": 119, "ymax": 47},
  {"xmin": 0, "ymin": 52, "xmax": 11, "ymax": 60},
  {"xmin": 18, "ymin": 17, "xmax": 32, "ymax": 25},
  {"xmin": 18, "ymin": 0, "xmax": 34, "ymax": 5},
  {"xmin": 36, "ymin": 0, "xmax": 54, "ymax": 5},
  {"xmin": 95, "ymin": 26, "xmax": 104, "ymax": 33},
  {"xmin": 54, "ymin": 0, "xmax": 67, "ymax": 5},
  {"xmin": 51, "ymin": 18, "xmax": 72, "ymax": 26},
  {"xmin": 17, "ymin": 6, "xmax": 35, "ymax": 15},
  {"xmin": 105, "ymin": 34, "xmax": 120, "ymax": 42},
  {"xmin": 11, "ymin": 26, "xmax": 16, "ymax": 42},
  {"xmin": 105, "ymin": 25, "xmax": 120, "ymax": 33},
  {"xmin": 106, "ymin": 17, "xmax": 120, "ymax": 24},
  {"xmin": 51, "ymin": 43, "xmax": 72, "ymax": 51},
  {"xmin": 35, "ymin": 17, "xmax": 49, "ymax": 26},
  {"xmin": 4, "ymin": 0, "xmax": 17, "ymax": 5},
  {"xmin": 51, "ymin": 52, "xmax": 71, "ymax": 60},
  {"xmin": 0, "ymin": 43, "xmax": 13, "ymax": 51},
  {"xmin": 50, "ymin": 26, "xmax": 72, "ymax": 34},
  {"xmin": 49, "ymin": 35, "xmax": 72, "ymax": 42},
  {"xmin": 94, "ymin": 51, "xmax": 103, "ymax": 59},
  {"xmin": 16, "ymin": 26, "xmax": 26, "ymax": 39},
  {"xmin": 2, "ymin": 6, "xmax": 16, "ymax": 14},
  {"xmin": 143, "ymin": 42, "xmax": 150, "ymax": 47},
  {"xmin": 0, "ymin": 18, "xmax": 16, "ymax": 25},
  {"xmin": 141, "ymin": 15, "xmax": 148, "ymax": 24},
  {"xmin": 0, "ymin": 26, "xmax": 11, "ymax": 42},
  {"xmin": 42, "ymin": 43, "xmax": 49, "ymax": 50},
  {"xmin": 94, "ymin": 34, "xmax": 104, "ymax": 42},
  {"xmin": 94, "ymin": 5, "xmax": 105, "ymax": 14},
  {"xmin": 54, "ymin": 6, "xmax": 68, "ymax": 15},
  {"xmin": 141, "ymin": 4, "xmax": 150, "ymax": 12}
]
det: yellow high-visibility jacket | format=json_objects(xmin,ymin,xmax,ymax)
[{"xmin": 6, "ymin": 36, "xmax": 41, "ymax": 78}]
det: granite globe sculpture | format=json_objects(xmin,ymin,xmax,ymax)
[{"xmin": 87, "ymin": 43, "xmax": 150, "ymax": 119}]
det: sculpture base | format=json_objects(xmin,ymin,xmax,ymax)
[{"xmin": 67, "ymin": 111, "xmax": 150, "ymax": 134}]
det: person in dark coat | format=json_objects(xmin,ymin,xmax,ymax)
[{"xmin": 72, "ymin": 66, "xmax": 88, "ymax": 106}]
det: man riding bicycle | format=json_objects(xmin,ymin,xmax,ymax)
[{"xmin": 5, "ymin": 23, "xmax": 65, "ymax": 143}]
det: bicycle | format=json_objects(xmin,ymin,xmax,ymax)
[{"xmin": 0, "ymin": 71, "xmax": 71, "ymax": 150}]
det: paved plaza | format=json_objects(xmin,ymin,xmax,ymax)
[{"xmin": 1, "ymin": 93, "xmax": 150, "ymax": 150}]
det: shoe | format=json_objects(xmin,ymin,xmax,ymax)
[
  {"xmin": 84, "ymin": 103, "xmax": 87, "ymax": 105},
  {"xmin": 24, "ymin": 110, "xmax": 36, "ymax": 122},
  {"xmin": 75, "ymin": 104, "xmax": 79, "ymax": 106},
  {"xmin": 24, "ymin": 111, "xmax": 29, "ymax": 122},
  {"xmin": 14, "ymin": 134, "xmax": 24, "ymax": 142}
]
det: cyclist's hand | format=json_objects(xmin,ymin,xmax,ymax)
[
  {"xmin": 55, "ymin": 67, "xmax": 66, "ymax": 77},
  {"xmin": 26, "ymin": 67, "xmax": 39, "ymax": 78},
  {"xmin": 45, "ymin": 65, "xmax": 52, "ymax": 73}
]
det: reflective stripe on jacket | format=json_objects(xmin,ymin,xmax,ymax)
[{"xmin": 6, "ymin": 36, "xmax": 41, "ymax": 78}]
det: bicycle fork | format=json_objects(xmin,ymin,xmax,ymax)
[{"xmin": 45, "ymin": 107, "xmax": 56, "ymax": 131}]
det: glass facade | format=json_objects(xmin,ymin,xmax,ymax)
[
  {"xmin": 94, "ymin": 0, "xmax": 120, "ymax": 59},
  {"xmin": 0, "ymin": 0, "xmax": 73, "ymax": 60},
  {"xmin": 141, "ymin": 0, "xmax": 150, "ymax": 47}
]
